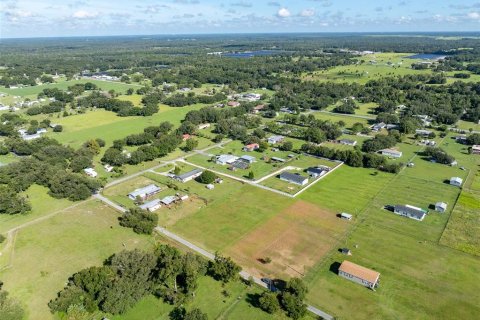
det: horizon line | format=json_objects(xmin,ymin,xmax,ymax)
[{"xmin": 2, "ymin": 30, "xmax": 480, "ymax": 41}]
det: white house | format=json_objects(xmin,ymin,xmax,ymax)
[
  {"xmin": 216, "ymin": 154, "xmax": 238, "ymax": 165},
  {"xmin": 450, "ymin": 177, "xmax": 463, "ymax": 187},
  {"xmin": 380, "ymin": 148, "xmax": 402, "ymax": 158},
  {"xmin": 128, "ymin": 184, "xmax": 161, "ymax": 200},
  {"xmin": 174, "ymin": 168, "xmax": 203, "ymax": 183},
  {"xmin": 84, "ymin": 168, "xmax": 98, "ymax": 178},
  {"xmin": 104, "ymin": 164, "xmax": 114, "ymax": 172},
  {"xmin": 279, "ymin": 172, "xmax": 308, "ymax": 186}
]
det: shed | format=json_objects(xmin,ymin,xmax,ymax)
[
  {"xmin": 240, "ymin": 155, "xmax": 256, "ymax": 163},
  {"xmin": 435, "ymin": 202, "xmax": 447, "ymax": 213},
  {"xmin": 450, "ymin": 177, "xmax": 463, "ymax": 187},
  {"xmin": 340, "ymin": 212, "xmax": 353, "ymax": 220},
  {"xmin": 160, "ymin": 196, "xmax": 177, "ymax": 205},
  {"xmin": 206, "ymin": 184, "xmax": 215, "ymax": 190}
]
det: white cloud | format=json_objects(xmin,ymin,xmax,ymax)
[
  {"xmin": 277, "ymin": 8, "xmax": 291, "ymax": 18},
  {"xmin": 467, "ymin": 12, "xmax": 480, "ymax": 20},
  {"xmin": 300, "ymin": 9, "xmax": 315, "ymax": 17},
  {"xmin": 72, "ymin": 10, "xmax": 98, "ymax": 19}
]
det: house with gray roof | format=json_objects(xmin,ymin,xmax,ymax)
[
  {"xmin": 160, "ymin": 196, "xmax": 177, "ymax": 205},
  {"xmin": 279, "ymin": 172, "xmax": 309, "ymax": 186},
  {"xmin": 393, "ymin": 204, "xmax": 427, "ymax": 221},
  {"xmin": 174, "ymin": 168, "xmax": 203, "ymax": 183},
  {"xmin": 128, "ymin": 184, "xmax": 161, "ymax": 200},
  {"xmin": 139, "ymin": 199, "xmax": 162, "ymax": 212}
]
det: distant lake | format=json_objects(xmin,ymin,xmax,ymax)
[
  {"xmin": 406, "ymin": 53, "xmax": 447, "ymax": 60},
  {"xmin": 222, "ymin": 50, "xmax": 284, "ymax": 58}
]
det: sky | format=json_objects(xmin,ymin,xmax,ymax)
[{"xmin": 1, "ymin": 0, "xmax": 480, "ymax": 38}]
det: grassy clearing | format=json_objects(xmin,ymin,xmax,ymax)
[
  {"xmin": 112, "ymin": 278, "xmax": 297, "ymax": 320},
  {"xmin": 362, "ymin": 175, "xmax": 460, "ymax": 242},
  {"xmin": 299, "ymin": 166, "xmax": 394, "ymax": 214},
  {"xmin": 225, "ymin": 200, "xmax": 348, "ymax": 279},
  {"xmin": 440, "ymin": 191, "xmax": 480, "ymax": 256},
  {"xmin": 0, "ymin": 200, "xmax": 153, "ymax": 319},
  {"xmin": 44, "ymin": 104, "xmax": 205, "ymax": 149},
  {"xmin": 312, "ymin": 111, "xmax": 371, "ymax": 128},
  {"xmin": 0, "ymin": 185, "xmax": 73, "ymax": 235},
  {"xmin": 455, "ymin": 120, "xmax": 480, "ymax": 132},
  {"xmin": 171, "ymin": 184, "xmax": 294, "ymax": 252},
  {"xmin": 0, "ymin": 79, "xmax": 140, "ymax": 97},
  {"xmin": 304, "ymin": 221, "xmax": 480, "ymax": 320}
]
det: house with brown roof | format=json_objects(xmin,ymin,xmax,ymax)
[{"xmin": 338, "ymin": 260, "xmax": 380, "ymax": 290}]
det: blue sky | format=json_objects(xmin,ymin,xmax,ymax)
[{"xmin": 1, "ymin": 0, "xmax": 480, "ymax": 38}]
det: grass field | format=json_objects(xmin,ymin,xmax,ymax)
[
  {"xmin": 111, "ymin": 277, "xmax": 302, "ymax": 320},
  {"xmin": 312, "ymin": 111, "xmax": 371, "ymax": 128},
  {"xmin": 0, "ymin": 200, "xmax": 154, "ymax": 319},
  {"xmin": 440, "ymin": 190, "xmax": 480, "ymax": 256},
  {"xmin": 302, "ymin": 52, "xmax": 480, "ymax": 85},
  {"xmin": 0, "ymin": 79, "xmax": 140, "ymax": 98},
  {"xmin": 226, "ymin": 200, "xmax": 348, "ymax": 279}
]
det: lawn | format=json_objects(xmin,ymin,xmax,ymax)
[
  {"xmin": 299, "ymin": 166, "xmax": 395, "ymax": 215},
  {"xmin": 0, "ymin": 199, "xmax": 154, "ymax": 320}
]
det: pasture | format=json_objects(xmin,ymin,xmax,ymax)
[
  {"xmin": 0, "ymin": 79, "xmax": 140, "ymax": 98},
  {"xmin": 226, "ymin": 200, "xmax": 348, "ymax": 279},
  {"xmin": 440, "ymin": 190, "xmax": 480, "ymax": 256},
  {"xmin": 0, "ymin": 200, "xmax": 153, "ymax": 319}
]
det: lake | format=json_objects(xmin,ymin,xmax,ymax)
[
  {"xmin": 406, "ymin": 53, "xmax": 447, "ymax": 60},
  {"xmin": 222, "ymin": 50, "xmax": 283, "ymax": 58}
]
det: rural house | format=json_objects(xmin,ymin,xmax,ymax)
[
  {"xmin": 472, "ymin": 145, "xmax": 480, "ymax": 155},
  {"xmin": 84, "ymin": 168, "xmax": 98, "ymax": 178},
  {"xmin": 371, "ymin": 122, "xmax": 386, "ymax": 132},
  {"xmin": 243, "ymin": 143, "xmax": 259, "ymax": 152},
  {"xmin": 450, "ymin": 177, "xmax": 463, "ymax": 187},
  {"xmin": 393, "ymin": 204, "xmax": 427, "ymax": 221},
  {"xmin": 279, "ymin": 172, "xmax": 309, "ymax": 186},
  {"xmin": 216, "ymin": 154, "xmax": 238, "ymax": 165},
  {"xmin": 339, "ymin": 139, "xmax": 357, "ymax": 146},
  {"xmin": 267, "ymin": 135, "xmax": 285, "ymax": 144},
  {"xmin": 415, "ymin": 129, "xmax": 432, "ymax": 137},
  {"xmin": 174, "ymin": 168, "xmax": 203, "ymax": 183},
  {"xmin": 380, "ymin": 148, "xmax": 403, "ymax": 158},
  {"xmin": 198, "ymin": 123, "xmax": 211, "ymax": 130},
  {"xmin": 139, "ymin": 199, "xmax": 161, "ymax": 212},
  {"xmin": 338, "ymin": 260, "xmax": 380, "ymax": 290},
  {"xmin": 307, "ymin": 167, "xmax": 328, "ymax": 178},
  {"xmin": 128, "ymin": 184, "xmax": 161, "ymax": 200}
]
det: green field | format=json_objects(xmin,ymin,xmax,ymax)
[
  {"xmin": 0, "ymin": 79, "xmax": 141, "ymax": 98},
  {"xmin": 0, "ymin": 200, "xmax": 154, "ymax": 319}
]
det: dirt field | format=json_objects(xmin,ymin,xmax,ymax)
[{"xmin": 226, "ymin": 201, "xmax": 349, "ymax": 279}]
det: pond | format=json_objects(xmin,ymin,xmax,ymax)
[
  {"xmin": 406, "ymin": 53, "xmax": 447, "ymax": 60},
  {"xmin": 222, "ymin": 50, "xmax": 284, "ymax": 58}
]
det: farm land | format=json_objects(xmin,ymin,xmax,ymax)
[{"xmin": 0, "ymin": 39, "xmax": 480, "ymax": 320}]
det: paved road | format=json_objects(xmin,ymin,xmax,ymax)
[
  {"xmin": 104, "ymin": 140, "xmax": 231, "ymax": 189},
  {"xmin": 155, "ymin": 227, "xmax": 333, "ymax": 320},
  {"xmin": 93, "ymin": 193, "xmax": 127, "ymax": 213},
  {"xmin": 179, "ymin": 159, "xmax": 294, "ymax": 197}
]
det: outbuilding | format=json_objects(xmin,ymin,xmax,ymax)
[
  {"xmin": 84, "ymin": 168, "xmax": 98, "ymax": 178},
  {"xmin": 139, "ymin": 199, "xmax": 162, "ymax": 212},
  {"xmin": 340, "ymin": 212, "xmax": 353, "ymax": 220},
  {"xmin": 450, "ymin": 177, "xmax": 463, "ymax": 187},
  {"xmin": 435, "ymin": 202, "xmax": 447, "ymax": 213}
]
